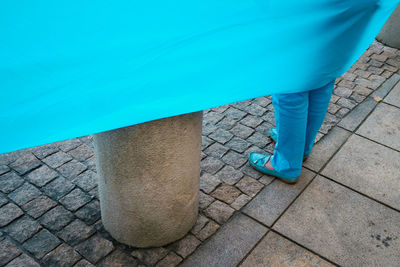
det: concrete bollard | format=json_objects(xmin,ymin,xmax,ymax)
[
  {"xmin": 93, "ymin": 111, "xmax": 202, "ymax": 247},
  {"xmin": 376, "ymin": 3, "xmax": 400, "ymax": 49}
]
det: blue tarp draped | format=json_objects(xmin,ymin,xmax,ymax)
[{"xmin": 1, "ymin": 0, "xmax": 399, "ymax": 154}]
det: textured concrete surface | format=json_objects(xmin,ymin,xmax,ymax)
[
  {"xmin": 356, "ymin": 102, "xmax": 400, "ymax": 151},
  {"xmin": 93, "ymin": 111, "xmax": 202, "ymax": 247},
  {"xmin": 384, "ymin": 80, "xmax": 400, "ymax": 108},
  {"xmin": 273, "ymin": 176, "xmax": 400, "ymax": 266},
  {"xmin": 242, "ymin": 168, "xmax": 315, "ymax": 226},
  {"xmin": 240, "ymin": 232, "xmax": 334, "ymax": 267},
  {"xmin": 322, "ymin": 134, "xmax": 400, "ymax": 210},
  {"xmin": 303, "ymin": 126, "xmax": 351, "ymax": 172},
  {"xmin": 179, "ymin": 213, "xmax": 267, "ymax": 267}
]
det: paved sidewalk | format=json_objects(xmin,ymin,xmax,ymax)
[
  {"xmin": 182, "ymin": 64, "xmax": 400, "ymax": 267},
  {"xmin": 0, "ymin": 40, "xmax": 399, "ymax": 266}
]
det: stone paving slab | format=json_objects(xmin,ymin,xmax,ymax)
[
  {"xmin": 384, "ymin": 80, "xmax": 400, "ymax": 108},
  {"xmin": 322, "ymin": 134, "xmax": 400, "ymax": 210},
  {"xmin": 303, "ymin": 126, "xmax": 351, "ymax": 172},
  {"xmin": 356, "ymin": 102, "xmax": 400, "ymax": 151},
  {"xmin": 273, "ymin": 176, "xmax": 400, "ymax": 266},
  {"xmin": 179, "ymin": 213, "xmax": 267, "ymax": 267},
  {"xmin": 242, "ymin": 168, "xmax": 315, "ymax": 226},
  {"xmin": 337, "ymin": 97, "xmax": 378, "ymax": 131},
  {"xmin": 240, "ymin": 231, "xmax": 334, "ymax": 267}
]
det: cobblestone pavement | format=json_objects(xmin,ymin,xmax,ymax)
[{"xmin": 1, "ymin": 40, "xmax": 400, "ymax": 266}]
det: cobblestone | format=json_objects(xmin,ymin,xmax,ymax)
[
  {"xmin": 74, "ymin": 200, "xmax": 101, "ymax": 225},
  {"xmin": 42, "ymin": 176, "xmax": 75, "ymax": 201},
  {"xmin": 39, "ymin": 206, "xmax": 74, "ymax": 231},
  {"xmin": 8, "ymin": 182, "xmax": 42, "ymax": 206},
  {"xmin": 5, "ymin": 254, "xmax": 40, "ymax": 267},
  {"xmin": 3, "ymin": 215, "xmax": 42, "ymax": 243},
  {"xmin": 199, "ymin": 173, "xmax": 221, "ymax": 194},
  {"xmin": 208, "ymin": 128, "xmax": 233, "ymax": 144},
  {"xmin": 221, "ymin": 150, "xmax": 247, "ymax": 169},
  {"xmin": 57, "ymin": 160, "xmax": 87, "ymax": 179},
  {"xmin": 198, "ymin": 191, "xmax": 214, "ymax": 209},
  {"xmin": 57, "ymin": 219, "xmax": 96, "ymax": 246},
  {"xmin": 22, "ymin": 229, "xmax": 61, "ymax": 259},
  {"xmin": 196, "ymin": 220, "xmax": 220, "ymax": 241},
  {"xmin": 41, "ymin": 243, "xmax": 82, "ymax": 267},
  {"xmin": 216, "ymin": 165, "xmax": 243, "ymax": 185},
  {"xmin": 0, "ymin": 203, "xmax": 24, "ymax": 227},
  {"xmin": 22, "ymin": 195, "xmax": 58, "ymax": 219},
  {"xmin": 9, "ymin": 152, "xmax": 41, "ymax": 175},
  {"xmin": 189, "ymin": 214, "xmax": 208, "ymax": 236},
  {"xmin": 0, "ymin": 239, "xmax": 22, "ymax": 266},
  {"xmin": 25, "ymin": 165, "xmax": 58, "ymax": 187},
  {"xmin": 75, "ymin": 234, "xmax": 114, "ymax": 264},
  {"xmin": 0, "ymin": 171, "xmax": 25, "ymax": 194},
  {"xmin": 0, "ymin": 165, "xmax": 10, "ymax": 175},
  {"xmin": 168, "ymin": 234, "xmax": 201, "ymax": 258},
  {"xmin": 131, "ymin": 247, "xmax": 169, "ymax": 266},
  {"xmin": 155, "ymin": 251, "xmax": 182, "ymax": 267},
  {"xmin": 72, "ymin": 170, "xmax": 98, "ymax": 192},
  {"xmin": 203, "ymin": 200, "xmax": 235, "ymax": 224},
  {"xmin": 210, "ymin": 184, "xmax": 241, "ymax": 204},
  {"xmin": 59, "ymin": 188, "xmax": 93, "ymax": 211},
  {"xmin": 235, "ymin": 176, "xmax": 264, "ymax": 197},
  {"xmin": 42, "ymin": 151, "xmax": 73, "ymax": 169}
]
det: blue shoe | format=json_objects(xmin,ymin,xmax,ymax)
[
  {"xmin": 269, "ymin": 128, "xmax": 278, "ymax": 143},
  {"xmin": 248, "ymin": 152, "xmax": 299, "ymax": 183},
  {"xmin": 268, "ymin": 128, "xmax": 310, "ymax": 161}
]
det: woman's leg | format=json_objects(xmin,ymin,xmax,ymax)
[
  {"xmin": 304, "ymin": 80, "xmax": 336, "ymax": 156},
  {"xmin": 269, "ymin": 90, "xmax": 309, "ymax": 178}
]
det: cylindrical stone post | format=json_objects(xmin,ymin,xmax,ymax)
[
  {"xmin": 93, "ymin": 111, "xmax": 202, "ymax": 248},
  {"xmin": 376, "ymin": 3, "xmax": 400, "ymax": 49}
]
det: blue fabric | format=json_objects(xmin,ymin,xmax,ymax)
[
  {"xmin": 270, "ymin": 80, "xmax": 335, "ymax": 177},
  {"xmin": 0, "ymin": 0, "xmax": 399, "ymax": 154}
]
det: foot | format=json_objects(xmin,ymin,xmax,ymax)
[
  {"xmin": 264, "ymin": 155, "xmax": 274, "ymax": 170},
  {"xmin": 248, "ymin": 152, "xmax": 299, "ymax": 183}
]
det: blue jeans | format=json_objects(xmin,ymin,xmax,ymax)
[{"xmin": 270, "ymin": 79, "xmax": 336, "ymax": 177}]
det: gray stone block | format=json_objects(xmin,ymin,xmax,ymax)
[
  {"xmin": 25, "ymin": 165, "xmax": 58, "ymax": 187},
  {"xmin": 97, "ymin": 249, "xmax": 138, "ymax": 267},
  {"xmin": 273, "ymin": 176, "xmax": 400, "ymax": 266},
  {"xmin": 41, "ymin": 243, "xmax": 82, "ymax": 267},
  {"xmin": 322, "ymin": 134, "xmax": 400, "ymax": 210},
  {"xmin": 384, "ymin": 79, "xmax": 400, "ymax": 108},
  {"xmin": 57, "ymin": 219, "xmax": 96, "ymax": 246},
  {"xmin": 338, "ymin": 97, "xmax": 377, "ymax": 131},
  {"xmin": 180, "ymin": 213, "xmax": 267, "ymax": 267},
  {"xmin": 74, "ymin": 234, "xmax": 114, "ymax": 264},
  {"xmin": 21, "ymin": 195, "xmax": 57, "ymax": 219},
  {"xmin": 4, "ymin": 215, "xmax": 42, "ymax": 243},
  {"xmin": 304, "ymin": 127, "xmax": 351, "ymax": 172},
  {"xmin": 0, "ymin": 171, "xmax": 25, "ymax": 194},
  {"xmin": 59, "ymin": 188, "xmax": 93, "ymax": 212},
  {"xmin": 371, "ymin": 73, "xmax": 400, "ymax": 99},
  {"xmin": 8, "ymin": 182, "xmax": 42, "ymax": 206},
  {"xmin": 242, "ymin": 168, "xmax": 315, "ymax": 226},
  {"xmin": 240, "ymin": 232, "xmax": 334, "ymax": 267},
  {"xmin": 0, "ymin": 203, "xmax": 23, "ymax": 227},
  {"xmin": 39, "ymin": 206, "xmax": 74, "ymax": 231},
  {"xmin": 0, "ymin": 239, "xmax": 22, "ymax": 266},
  {"xmin": 22, "ymin": 229, "xmax": 61, "ymax": 259},
  {"xmin": 356, "ymin": 103, "xmax": 400, "ymax": 150}
]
